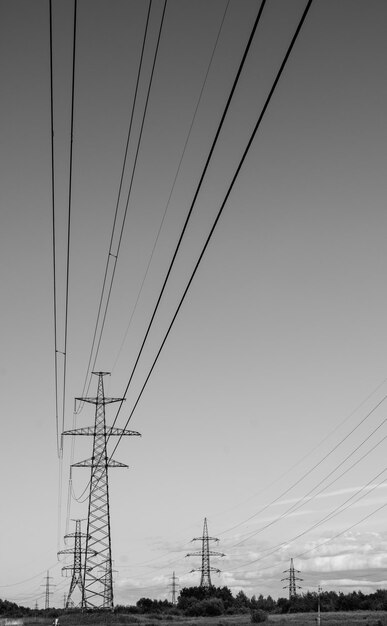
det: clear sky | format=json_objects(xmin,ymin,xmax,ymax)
[{"xmin": 1, "ymin": 0, "xmax": 387, "ymax": 610}]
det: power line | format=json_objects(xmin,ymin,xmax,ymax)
[
  {"xmin": 76, "ymin": 0, "xmax": 167, "ymax": 413},
  {"xmin": 49, "ymin": 0, "xmax": 60, "ymax": 459},
  {"xmin": 107, "ymin": 0, "xmax": 314, "ymax": 462},
  {"xmin": 215, "ymin": 376, "xmax": 387, "ymax": 516},
  {"xmin": 217, "ymin": 394, "xmax": 387, "ymax": 539},
  {"xmin": 105, "ymin": 0, "xmax": 269, "ymax": 448},
  {"xmin": 76, "ymin": 0, "xmax": 153, "ymax": 407},
  {"xmin": 49, "ymin": 0, "xmax": 78, "ymax": 553},
  {"xmin": 73, "ymin": 0, "xmax": 268, "ymax": 514},
  {"xmin": 294, "ymin": 501, "xmax": 387, "ymax": 561},
  {"xmin": 64, "ymin": 0, "xmax": 166, "ymax": 534},
  {"xmin": 230, "ymin": 499, "xmax": 387, "ymax": 578},
  {"xmin": 230, "ymin": 419, "xmax": 387, "ymax": 549},
  {"xmin": 110, "ymin": 0, "xmax": 232, "ymax": 375},
  {"xmin": 61, "ymin": 0, "xmax": 77, "ymax": 442},
  {"xmin": 230, "ymin": 467, "xmax": 387, "ymax": 570},
  {"xmin": 62, "ymin": 0, "xmax": 152, "ymax": 533}
]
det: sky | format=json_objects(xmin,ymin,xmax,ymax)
[{"xmin": 1, "ymin": 0, "xmax": 387, "ymax": 610}]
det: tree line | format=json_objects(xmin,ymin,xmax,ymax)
[
  {"xmin": 3, "ymin": 586, "xmax": 387, "ymax": 617},
  {"xmin": 115, "ymin": 586, "xmax": 387, "ymax": 616}
]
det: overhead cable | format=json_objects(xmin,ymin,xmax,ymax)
[
  {"xmin": 49, "ymin": 0, "xmax": 60, "ymax": 458},
  {"xmin": 218, "ymin": 394, "xmax": 387, "ymax": 538},
  {"xmin": 106, "ymin": 0, "xmax": 270, "ymax": 443},
  {"xmin": 228, "ymin": 417, "xmax": 387, "ymax": 548},
  {"xmin": 235, "ymin": 468, "xmax": 387, "ymax": 568},
  {"xmin": 111, "ymin": 0, "xmax": 231, "ymax": 374},
  {"xmin": 61, "ymin": 0, "xmax": 78, "ymax": 439},
  {"xmin": 64, "ymin": 0, "xmax": 164, "ymax": 532},
  {"xmin": 108, "ymin": 0, "xmax": 314, "ymax": 461},
  {"xmin": 76, "ymin": 0, "xmax": 153, "ymax": 406},
  {"xmin": 231, "ymin": 499, "xmax": 387, "ymax": 576}
]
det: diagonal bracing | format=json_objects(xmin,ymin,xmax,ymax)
[
  {"xmin": 63, "ymin": 371, "xmax": 140, "ymax": 609},
  {"xmin": 186, "ymin": 517, "xmax": 225, "ymax": 588}
]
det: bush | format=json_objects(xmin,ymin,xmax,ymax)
[
  {"xmin": 184, "ymin": 598, "xmax": 224, "ymax": 617},
  {"xmin": 201, "ymin": 599, "xmax": 224, "ymax": 616},
  {"xmin": 250, "ymin": 609, "xmax": 268, "ymax": 623}
]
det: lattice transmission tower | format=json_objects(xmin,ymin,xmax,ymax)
[
  {"xmin": 282, "ymin": 558, "xmax": 302, "ymax": 600},
  {"xmin": 63, "ymin": 372, "xmax": 141, "ymax": 610},
  {"xmin": 186, "ymin": 517, "xmax": 225, "ymax": 588},
  {"xmin": 42, "ymin": 571, "xmax": 53, "ymax": 609},
  {"xmin": 58, "ymin": 519, "xmax": 88, "ymax": 608},
  {"xmin": 169, "ymin": 571, "xmax": 179, "ymax": 605}
]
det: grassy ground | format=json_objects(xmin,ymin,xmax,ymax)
[{"xmin": 24, "ymin": 613, "xmax": 387, "ymax": 626}]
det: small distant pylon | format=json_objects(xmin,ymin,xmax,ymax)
[
  {"xmin": 317, "ymin": 584, "xmax": 322, "ymax": 625},
  {"xmin": 186, "ymin": 517, "xmax": 225, "ymax": 588},
  {"xmin": 169, "ymin": 572, "xmax": 179, "ymax": 604},
  {"xmin": 58, "ymin": 519, "xmax": 88, "ymax": 608},
  {"xmin": 281, "ymin": 558, "xmax": 302, "ymax": 600},
  {"xmin": 41, "ymin": 571, "xmax": 53, "ymax": 609}
]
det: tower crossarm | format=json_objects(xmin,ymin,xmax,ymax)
[
  {"xmin": 186, "ymin": 551, "xmax": 224, "ymax": 557},
  {"xmin": 190, "ymin": 567, "xmax": 221, "ymax": 575},
  {"xmin": 282, "ymin": 568, "xmax": 302, "ymax": 575},
  {"xmin": 72, "ymin": 457, "xmax": 128, "ymax": 468},
  {"xmin": 75, "ymin": 396, "xmax": 124, "ymax": 405},
  {"xmin": 63, "ymin": 426, "xmax": 141, "ymax": 437}
]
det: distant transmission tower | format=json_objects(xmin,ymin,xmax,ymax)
[
  {"xmin": 282, "ymin": 558, "xmax": 302, "ymax": 600},
  {"xmin": 317, "ymin": 584, "xmax": 322, "ymax": 626},
  {"xmin": 186, "ymin": 517, "xmax": 225, "ymax": 588},
  {"xmin": 42, "ymin": 571, "xmax": 53, "ymax": 609},
  {"xmin": 169, "ymin": 571, "xmax": 179, "ymax": 604},
  {"xmin": 63, "ymin": 372, "xmax": 141, "ymax": 609},
  {"xmin": 58, "ymin": 519, "xmax": 88, "ymax": 608}
]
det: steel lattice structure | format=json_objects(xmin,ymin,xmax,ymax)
[
  {"xmin": 282, "ymin": 558, "xmax": 302, "ymax": 600},
  {"xmin": 58, "ymin": 519, "xmax": 88, "ymax": 608},
  {"xmin": 42, "ymin": 571, "xmax": 53, "ymax": 609},
  {"xmin": 186, "ymin": 517, "xmax": 225, "ymax": 588},
  {"xmin": 169, "ymin": 572, "xmax": 179, "ymax": 605},
  {"xmin": 63, "ymin": 372, "xmax": 140, "ymax": 609}
]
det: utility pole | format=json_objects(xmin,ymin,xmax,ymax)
[
  {"xmin": 186, "ymin": 517, "xmax": 225, "ymax": 588},
  {"xmin": 169, "ymin": 572, "xmax": 179, "ymax": 605},
  {"xmin": 281, "ymin": 558, "xmax": 302, "ymax": 600},
  {"xmin": 58, "ymin": 519, "xmax": 88, "ymax": 608},
  {"xmin": 63, "ymin": 372, "xmax": 141, "ymax": 610}
]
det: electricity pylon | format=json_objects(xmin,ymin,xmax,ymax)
[
  {"xmin": 282, "ymin": 558, "xmax": 302, "ymax": 600},
  {"xmin": 58, "ymin": 519, "xmax": 88, "ymax": 608},
  {"xmin": 169, "ymin": 572, "xmax": 179, "ymax": 605},
  {"xmin": 317, "ymin": 584, "xmax": 322, "ymax": 625},
  {"xmin": 63, "ymin": 372, "xmax": 141, "ymax": 610},
  {"xmin": 186, "ymin": 517, "xmax": 225, "ymax": 588},
  {"xmin": 42, "ymin": 571, "xmax": 53, "ymax": 609}
]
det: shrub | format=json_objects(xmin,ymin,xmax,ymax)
[
  {"xmin": 201, "ymin": 598, "xmax": 224, "ymax": 616},
  {"xmin": 250, "ymin": 609, "xmax": 268, "ymax": 623}
]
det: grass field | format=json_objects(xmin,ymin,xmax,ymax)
[{"xmin": 24, "ymin": 612, "xmax": 387, "ymax": 626}]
